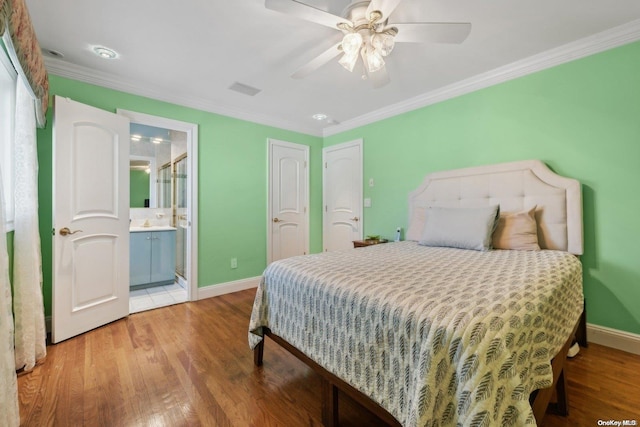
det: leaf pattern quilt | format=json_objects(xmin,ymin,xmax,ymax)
[{"xmin": 249, "ymin": 242, "xmax": 583, "ymax": 426}]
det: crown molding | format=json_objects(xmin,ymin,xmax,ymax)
[
  {"xmin": 43, "ymin": 57, "xmax": 323, "ymax": 137},
  {"xmin": 44, "ymin": 19, "xmax": 640, "ymax": 139},
  {"xmin": 322, "ymin": 18, "xmax": 640, "ymax": 137}
]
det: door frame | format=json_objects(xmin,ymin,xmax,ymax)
[
  {"xmin": 322, "ymin": 139, "xmax": 363, "ymax": 251},
  {"xmin": 267, "ymin": 138, "xmax": 310, "ymax": 264},
  {"xmin": 117, "ymin": 109, "xmax": 198, "ymax": 301}
]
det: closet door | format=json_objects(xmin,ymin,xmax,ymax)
[{"xmin": 323, "ymin": 140, "xmax": 363, "ymax": 252}]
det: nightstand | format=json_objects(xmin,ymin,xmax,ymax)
[{"xmin": 353, "ymin": 239, "xmax": 388, "ymax": 248}]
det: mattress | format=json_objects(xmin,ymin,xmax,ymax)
[{"xmin": 249, "ymin": 241, "xmax": 583, "ymax": 426}]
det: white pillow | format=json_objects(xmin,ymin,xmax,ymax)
[{"xmin": 419, "ymin": 205, "xmax": 500, "ymax": 251}]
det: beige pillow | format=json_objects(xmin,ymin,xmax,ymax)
[{"xmin": 492, "ymin": 206, "xmax": 540, "ymax": 250}]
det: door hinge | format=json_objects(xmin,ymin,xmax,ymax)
[
  {"xmin": 325, "ymin": 162, "xmax": 327, "ymax": 168},
  {"xmin": 304, "ymin": 161, "xmax": 307, "ymax": 168},
  {"xmin": 325, "ymin": 205, "xmax": 328, "ymax": 212},
  {"xmin": 52, "ymin": 228, "xmax": 55, "ymax": 236},
  {"xmin": 304, "ymin": 207, "xmax": 307, "ymax": 213}
]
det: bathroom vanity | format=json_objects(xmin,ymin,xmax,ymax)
[{"xmin": 130, "ymin": 226, "xmax": 176, "ymax": 288}]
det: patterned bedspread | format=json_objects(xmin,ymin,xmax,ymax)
[{"xmin": 248, "ymin": 242, "xmax": 583, "ymax": 426}]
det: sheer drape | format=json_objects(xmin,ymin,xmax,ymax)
[
  {"xmin": 13, "ymin": 77, "xmax": 46, "ymax": 371},
  {"xmin": 0, "ymin": 164, "xmax": 19, "ymax": 426}
]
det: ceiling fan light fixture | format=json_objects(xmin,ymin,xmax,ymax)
[
  {"xmin": 365, "ymin": 48, "xmax": 385, "ymax": 73},
  {"xmin": 339, "ymin": 51, "xmax": 359, "ymax": 72},
  {"xmin": 341, "ymin": 32, "xmax": 363, "ymax": 55},
  {"xmin": 371, "ymin": 33, "xmax": 395, "ymax": 57}
]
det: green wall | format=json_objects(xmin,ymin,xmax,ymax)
[
  {"xmin": 37, "ymin": 75, "xmax": 323, "ymax": 316},
  {"xmin": 35, "ymin": 40, "xmax": 640, "ymax": 336},
  {"xmin": 326, "ymin": 41, "xmax": 640, "ymax": 335},
  {"xmin": 129, "ymin": 169, "xmax": 150, "ymax": 208}
]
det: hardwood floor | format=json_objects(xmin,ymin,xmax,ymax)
[{"xmin": 18, "ymin": 289, "xmax": 640, "ymax": 426}]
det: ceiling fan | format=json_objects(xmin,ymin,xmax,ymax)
[{"xmin": 265, "ymin": 0, "xmax": 472, "ymax": 88}]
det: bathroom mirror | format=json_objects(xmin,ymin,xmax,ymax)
[
  {"xmin": 130, "ymin": 123, "xmax": 173, "ymax": 208},
  {"xmin": 130, "ymin": 156, "xmax": 157, "ymax": 208}
]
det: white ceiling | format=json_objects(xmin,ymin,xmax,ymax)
[{"xmin": 26, "ymin": 0, "xmax": 640, "ymax": 136}]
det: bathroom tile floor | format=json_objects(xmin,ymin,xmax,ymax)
[{"xmin": 129, "ymin": 282, "xmax": 188, "ymax": 314}]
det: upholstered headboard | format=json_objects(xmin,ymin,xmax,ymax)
[{"xmin": 406, "ymin": 160, "xmax": 583, "ymax": 255}]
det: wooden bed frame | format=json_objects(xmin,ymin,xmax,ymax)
[
  {"xmin": 254, "ymin": 312, "xmax": 585, "ymax": 426},
  {"xmin": 253, "ymin": 160, "xmax": 586, "ymax": 426}
]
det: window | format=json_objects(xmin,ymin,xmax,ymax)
[{"xmin": 0, "ymin": 44, "xmax": 17, "ymax": 231}]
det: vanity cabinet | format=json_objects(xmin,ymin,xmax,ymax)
[{"xmin": 130, "ymin": 229, "xmax": 176, "ymax": 287}]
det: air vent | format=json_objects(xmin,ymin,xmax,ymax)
[
  {"xmin": 44, "ymin": 49, "xmax": 64, "ymax": 58},
  {"xmin": 228, "ymin": 82, "xmax": 261, "ymax": 97}
]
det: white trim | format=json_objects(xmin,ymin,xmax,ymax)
[
  {"xmin": 117, "ymin": 109, "xmax": 199, "ymax": 303},
  {"xmin": 323, "ymin": 19, "xmax": 640, "ymax": 136},
  {"xmin": 587, "ymin": 323, "xmax": 640, "ymax": 355},
  {"xmin": 267, "ymin": 138, "xmax": 310, "ymax": 264},
  {"xmin": 43, "ymin": 20, "xmax": 640, "ymax": 138},
  {"xmin": 197, "ymin": 276, "xmax": 261, "ymax": 300},
  {"xmin": 45, "ymin": 275, "xmax": 260, "ymax": 331},
  {"xmin": 44, "ymin": 56, "xmax": 321, "ymax": 137}
]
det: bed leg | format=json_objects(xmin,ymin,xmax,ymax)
[
  {"xmin": 547, "ymin": 368, "xmax": 569, "ymax": 416},
  {"xmin": 321, "ymin": 377, "xmax": 339, "ymax": 427},
  {"xmin": 254, "ymin": 340, "xmax": 264, "ymax": 367},
  {"xmin": 575, "ymin": 302, "xmax": 588, "ymax": 348}
]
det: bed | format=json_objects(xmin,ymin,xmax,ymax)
[{"xmin": 249, "ymin": 160, "xmax": 585, "ymax": 426}]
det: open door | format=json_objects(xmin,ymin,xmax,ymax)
[{"xmin": 52, "ymin": 96, "xmax": 130, "ymax": 343}]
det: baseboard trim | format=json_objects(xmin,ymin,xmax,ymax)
[
  {"xmin": 197, "ymin": 276, "xmax": 261, "ymax": 300},
  {"xmin": 587, "ymin": 323, "xmax": 640, "ymax": 355}
]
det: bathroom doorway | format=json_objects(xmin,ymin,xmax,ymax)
[{"xmin": 118, "ymin": 109, "xmax": 198, "ymax": 313}]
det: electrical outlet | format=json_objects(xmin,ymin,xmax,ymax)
[{"xmin": 230, "ymin": 258, "xmax": 238, "ymax": 269}]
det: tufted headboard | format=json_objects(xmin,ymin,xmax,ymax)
[{"xmin": 406, "ymin": 160, "xmax": 583, "ymax": 255}]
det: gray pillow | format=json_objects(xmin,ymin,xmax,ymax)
[{"xmin": 419, "ymin": 205, "xmax": 500, "ymax": 251}]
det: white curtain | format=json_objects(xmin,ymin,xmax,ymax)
[
  {"xmin": 0, "ymin": 157, "xmax": 19, "ymax": 426},
  {"xmin": 12, "ymin": 77, "xmax": 46, "ymax": 371}
]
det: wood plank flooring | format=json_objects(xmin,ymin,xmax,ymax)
[{"xmin": 17, "ymin": 289, "xmax": 640, "ymax": 426}]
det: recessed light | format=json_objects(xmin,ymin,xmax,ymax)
[
  {"xmin": 312, "ymin": 113, "xmax": 328, "ymax": 121},
  {"xmin": 152, "ymin": 138, "xmax": 163, "ymax": 144},
  {"xmin": 92, "ymin": 46, "xmax": 118, "ymax": 59},
  {"xmin": 131, "ymin": 134, "xmax": 141, "ymax": 141}
]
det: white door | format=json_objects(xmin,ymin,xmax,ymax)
[
  {"xmin": 323, "ymin": 139, "xmax": 363, "ymax": 252},
  {"xmin": 52, "ymin": 96, "xmax": 130, "ymax": 343},
  {"xmin": 268, "ymin": 139, "xmax": 309, "ymax": 262}
]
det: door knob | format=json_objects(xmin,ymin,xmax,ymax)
[
  {"xmin": 273, "ymin": 218, "xmax": 281, "ymax": 223},
  {"xmin": 59, "ymin": 227, "xmax": 83, "ymax": 236},
  {"xmin": 351, "ymin": 217, "xmax": 359, "ymax": 222}
]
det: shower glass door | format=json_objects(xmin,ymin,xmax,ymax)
[
  {"xmin": 174, "ymin": 155, "xmax": 188, "ymax": 279},
  {"xmin": 157, "ymin": 164, "xmax": 172, "ymax": 208}
]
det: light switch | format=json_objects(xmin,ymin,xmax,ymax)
[
  {"xmin": 364, "ymin": 198, "xmax": 372, "ymax": 208},
  {"xmin": 369, "ymin": 178, "xmax": 374, "ymax": 187}
]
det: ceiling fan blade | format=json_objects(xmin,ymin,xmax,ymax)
[
  {"xmin": 393, "ymin": 22, "xmax": 472, "ymax": 44},
  {"xmin": 265, "ymin": 0, "xmax": 349, "ymax": 29},
  {"xmin": 291, "ymin": 42, "xmax": 342, "ymax": 79},
  {"xmin": 367, "ymin": 0, "xmax": 404, "ymax": 21},
  {"xmin": 367, "ymin": 66, "xmax": 390, "ymax": 89}
]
